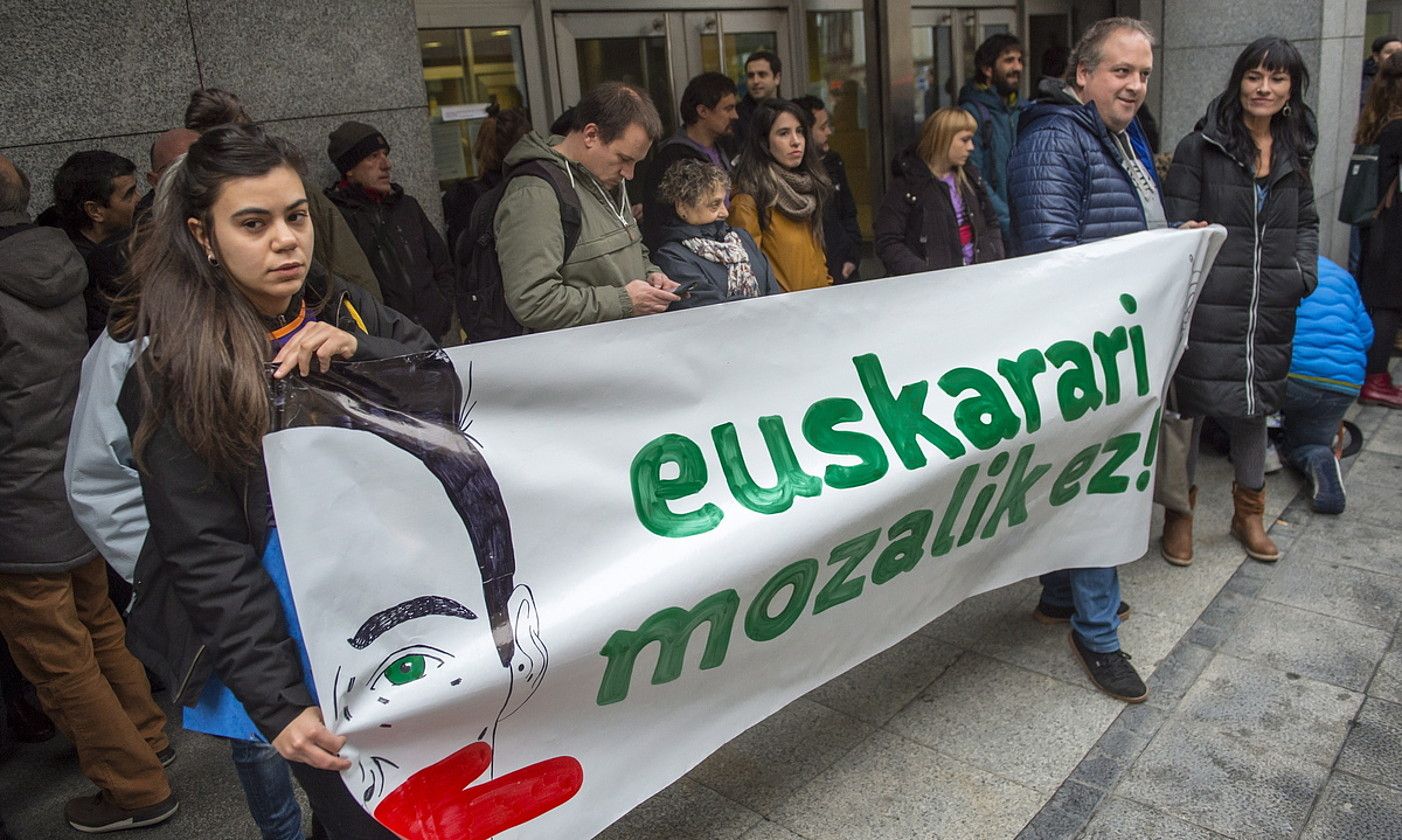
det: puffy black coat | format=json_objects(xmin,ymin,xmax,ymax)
[
  {"xmin": 1359, "ymin": 119, "xmax": 1402, "ymax": 309},
  {"xmin": 0, "ymin": 213, "xmax": 95, "ymax": 574},
  {"xmin": 1165, "ymin": 104, "xmax": 1319, "ymax": 418},
  {"xmin": 875, "ymin": 149, "xmax": 1004, "ymax": 276},
  {"xmin": 117, "ymin": 269, "xmax": 435, "ymax": 739},
  {"xmin": 326, "ymin": 182, "xmax": 455, "ymax": 338},
  {"xmin": 821, "ymin": 149, "xmax": 865, "ymax": 282},
  {"xmin": 1007, "ymin": 81, "xmax": 1159, "ymax": 255}
]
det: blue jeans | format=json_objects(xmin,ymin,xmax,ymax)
[
  {"xmin": 1281, "ymin": 380, "xmax": 1355, "ymax": 470},
  {"xmin": 1039, "ymin": 566, "xmax": 1122, "ymax": 652},
  {"xmin": 229, "ymin": 738, "xmax": 303, "ymax": 840}
]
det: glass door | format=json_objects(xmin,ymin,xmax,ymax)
[
  {"xmin": 553, "ymin": 13, "xmax": 681, "ymax": 138},
  {"xmin": 913, "ymin": 7, "xmax": 1019, "ymax": 126}
]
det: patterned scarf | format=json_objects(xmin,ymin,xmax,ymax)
[{"xmin": 681, "ymin": 228, "xmax": 760, "ymax": 298}]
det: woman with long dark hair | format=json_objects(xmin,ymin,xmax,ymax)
[
  {"xmin": 875, "ymin": 106, "xmax": 1004, "ymax": 275},
  {"xmin": 117, "ymin": 123, "xmax": 434, "ymax": 838},
  {"xmin": 1355, "ymin": 53, "xmax": 1402, "ymax": 408},
  {"xmin": 1163, "ymin": 36, "xmax": 1318, "ymax": 565},
  {"xmin": 729, "ymin": 99, "xmax": 834, "ymax": 291}
]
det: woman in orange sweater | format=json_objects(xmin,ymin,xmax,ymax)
[{"xmin": 730, "ymin": 99, "xmax": 834, "ymax": 291}]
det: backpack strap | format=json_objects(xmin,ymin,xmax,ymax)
[{"xmin": 506, "ymin": 159, "xmax": 584, "ymax": 261}]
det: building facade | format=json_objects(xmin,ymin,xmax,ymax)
[{"xmin": 0, "ymin": 0, "xmax": 1379, "ymax": 263}]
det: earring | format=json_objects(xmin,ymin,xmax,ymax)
[
  {"xmin": 207, "ymin": 252, "xmax": 219, "ymax": 267},
  {"xmin": 1282, "ymin": 102, "xmax": 1292, "ymax": 117}
]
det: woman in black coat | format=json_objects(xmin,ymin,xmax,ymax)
[
  {"xmin": 1163, "ymin": 37, "xmax": 1318, "ymax": 565},
  {"xmin": 1356, "ymin": 53, "xmax": 1402, "ymax": 407},
  {"xmin": 876, "ymin": 107, "xmax": 1003, "ymax": 276}
]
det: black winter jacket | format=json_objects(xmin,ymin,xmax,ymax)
[
  {"xmin": 326, "ymin": 182, "xmax": 455, "ymax": 339},
  {"xmin": 117, "ymin": 269, "xmax": 435, "ymax": 740},
  {"xmin": 0, "ymin": 213, "xmax": 96, "ymax": 574},
  {"xmin": 1359, "ymin": 119, "xmax": 1402, "ymax": 309},
  {"xmin": 875, "ymin": 149, "xmax": 1004, "ymax": 276},
  {"xmin": 1165, "ymin": 102, "xmax": 1319, "ymax": 418},
  {"xmin": 821, "ymin": 149, "xmax": 865, "ymax": 282}
]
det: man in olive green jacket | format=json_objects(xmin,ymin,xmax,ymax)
[{"xmin": 495, "ymin": 82, "xmax": 680, "ymax": 332}]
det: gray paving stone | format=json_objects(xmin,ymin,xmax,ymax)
[
  {"xmin": 1300, "ymin": 773, "xmax": 1402, "ymax": 840},
  {"xmin": 1145, "ymin": 641, "xmax": 1215, "ymax": 710},
  {"xmin": 1336, "ymin": 697, "xmax": 1402, "ymax": 788},
  {"xmin": 1346, "ymin": 450, "xmax": 1402, "ymax": 491},
  {"xmin": 1364, "ymin": 413, "xmax": 1402, "ymax": 457},
  {"xmin": 1372, "ymin": 643, "xmax": 1402, "ymax": 705},
  {"xmin": 768, "ymin": 730, "xmax": 1044, "ymax": 840},
  {"xmin": 737, "ymin": 821, "xmax": 808, "ymax": 840},
  {"xmin": 1220, "ymin": 600, "xmax": 1392, "ymax": 692},
  {"xmin": 1287, "ymin": 517, "xmax": 1402, "ymax": 579},
  {"xmin": 1080, "ymin": 796, "xmax": 1229, "ymax": 840},
  {"xmin": 1331, "ymin": 479, "xmax": 1402, "ymax": 529},
  {"xmin": 597, "ymin": 777, "xmax": 762, "ymax": 840},
  {"xmin": 1176, "ymin": 655, "xmax": 1363, "ymax": 767},
  {"xmin": 1117, "ymin": 548, "xmax": 1238, "ymax": 624},
  {"xmin": 1116, "ymin": 720, "xmax": 1329, "ymax": 838},
  {"xmin": 689, "ymin": 699, "xmax": 873, "ymax": 816},
  {"xmin": 1017, "ymin": 780, "xmax": 1103, "ymax": 839},
  {"xmin": 806, "ymin": 633, "xmax": 962, "ymax": 726},
  {"xmin": 1258, "ymin": 556, "xmax": 1402, "ymax": 630},
  {"xmin": 887, "ymin": 653, "xmax": 1121, "ymax": 793}
]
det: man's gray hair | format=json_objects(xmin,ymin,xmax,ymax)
[
  {"xmin": 1067, "ymin": 17, "xmax": 1156, "ymax": 84},
  {"xmin": 0, "ymin": 158, "xmax": 31, "ymax": 215}
]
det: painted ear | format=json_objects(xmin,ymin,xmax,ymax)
[{"xmin": 501, "ymin": 584, "xmax": 547, "ymax": 719}]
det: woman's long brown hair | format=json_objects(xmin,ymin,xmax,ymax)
[
  {"xmin": 1357, "ymin": 53, "xmax": 1402, "ymax": 145},
  {"xmin": 117, "ymin": 124, "xmax": 309, "ymax": 476}
]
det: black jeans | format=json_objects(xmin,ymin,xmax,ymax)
[
  {"xmin": 1366, "ymin": 306, "xmax": 1401, "ymax": 376},
  {"xmin": 290, "ymin": 764, "xmax": 398, "ymax": 840}
]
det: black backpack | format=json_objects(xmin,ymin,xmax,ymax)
[{"xmin": 454, "ymin": 160, "xmax": 584, "ymax": 342}]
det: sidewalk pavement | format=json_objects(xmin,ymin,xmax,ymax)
[{"xmin": 2, "ymin": 398, "xmax": 1399, "ymax": 838}]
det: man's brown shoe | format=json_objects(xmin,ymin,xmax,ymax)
[{"xmin": 65, "ymin": 793, "xmax": 178, "ymax": 834}]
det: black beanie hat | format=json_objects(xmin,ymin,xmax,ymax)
[{"xmin": 328, "ymin": 121, "xmax": 390, "ymax": 175}]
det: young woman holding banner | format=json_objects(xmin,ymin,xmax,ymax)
[
  {"xmin": 729, "ymin": 99, "xmax": 834, "ymax": 292},
  {"xmin": 1163, "ymin": 36, "xmax": 1318, "ymax": 564},
  {"xmin": 116, "ymin": 123, "xmax": 433, "ymax": 839},
  {"xmin": 875, "ymin": 107, "xmax": 1004, "ymax": 276}
]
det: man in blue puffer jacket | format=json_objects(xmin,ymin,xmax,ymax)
[
  {"xmin": 1281, "ymin": 257, "xmax": 1373, "ymax": 514},
  {"xmin": 1010, "ymin": 17, "xmax": 1165, "ymax": 705},
  {"xmin": 1007, "ymin": 19, "xmax": 1164, "ymax": 256}
]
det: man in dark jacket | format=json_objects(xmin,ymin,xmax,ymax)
[
  {"xmin": 1007, "ymin": 18, "xmax": 1166, "ymax": 705},
  {"xmin": 958, "ymin": 34, "xmax": 1023, "ymax": 238},
  {"xmin": 326, "ymin": 121, "xmax": 456, "ymax": 341},
  {"xmin": 795, "ymin": 95, "xmax": 865, "ymax": 282},
  {"xmin": 51, "ymin": 151, "xmax": 140, "ymax": 343},
  {"xmin": 0, "ymin": 155, "xmax": 178, "ymax": 833},
  {"xmin": 640, "ymin": 72, "xmax": 738, "ymax": 251}
]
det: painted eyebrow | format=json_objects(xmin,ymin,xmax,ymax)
[{"xmin": 347, "ymin": 595, "xmax": 477, "ymax": 649}]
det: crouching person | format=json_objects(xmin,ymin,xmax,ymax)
[
  {"xmin": 651, "ymin": 159, "xmax": 778, "ymax": 309},
  {"xmin": 1281, "ymin": 256, "xmax": 1373, "ymax": 513}
]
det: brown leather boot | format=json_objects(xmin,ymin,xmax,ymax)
[
  {"xmin": 1160, "ymin": 485, "xmax": 1197, "ymax": 566},
  {"xmin": 1230, "ymin": 482, "xmax": 1280, "ymax": 562}
]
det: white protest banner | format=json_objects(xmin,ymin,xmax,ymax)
[{"xmin": 265, "ymin": 228, "xmax": 1225, "ymax": 839}]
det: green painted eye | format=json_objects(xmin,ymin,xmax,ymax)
[{"xmin": 382, "ymin": 654, "xmax": 427, "ymax": 686}]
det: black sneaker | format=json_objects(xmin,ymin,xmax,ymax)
[
  {"xmin": 65, "ymin": 792, "xmax": 179, "ymax": 833},
  {"xmin": 1069, "ymin": 632, "xmax": 1148, "ymax": 703},
  {"xmin": 156, "ymin": 746, "xmax": 176, "ymax": 768},
  {"xmin": 1032, "ymin": 600, "xmax": 1131, "ymax": 625}
]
